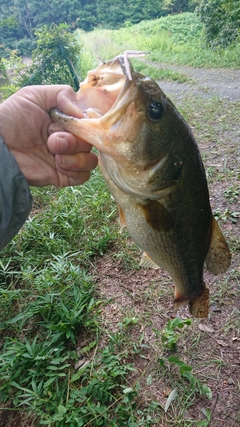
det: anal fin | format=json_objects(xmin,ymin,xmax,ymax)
[
  {"xmin": 205, "ymin": 216, "xmax": 231, "ymax": 275},
  {"xmin": 140, "ymin": 252, "xmax": 160, "ymax": 269}
]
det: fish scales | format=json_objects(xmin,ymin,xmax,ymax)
[
  {"xmin": 100, "ymin": 145, "xmax": 211, "ymax": 307},
  {"xmin": 49, "ymin": 52, "xmax": 231, "ymax": 317}
]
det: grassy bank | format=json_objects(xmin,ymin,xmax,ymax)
[{"xmin": 81, "ymin": 12, "xmax": 240, "ymax": 71}]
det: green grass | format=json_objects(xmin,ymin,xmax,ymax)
[
  {"xmin": 0, "ymin": 168, "xmax": 215, "ymax": 425},
  {"xmin": 0, "ymin": 170, "xmax": 137, "ymax": 426},
  {"xmin": 130, "ymin": 59, "xmax": 190, "ymax": 82},
  {"xmin": 81, "ymin": 12, "xmax": 240, "ymax": 70}
]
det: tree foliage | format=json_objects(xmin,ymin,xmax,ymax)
[
  {"xmin": 1, "ymin": 0, "xmax": 239, "ymax": 55},
  {"xmin": 0, "ymin": 0, "xmax": 96, "ymax": 56},
  {"xmin": 25, "ymin": 24, "xmax": 81, "ymax": 89},
  {"xmin": 0, "ymin": 0, "xmax": 199, "ymax": 56},
  {"xmin": 2, "ymin": 24, "xmax": 81, "ymax": 92},
  {"xmin": 197, "ymin": 0, "xmax": 240, "ymax": 47}
]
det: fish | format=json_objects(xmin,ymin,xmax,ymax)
[{"xmin": 49, "ymin": 52, "xmax": 231, "ymax": 317}]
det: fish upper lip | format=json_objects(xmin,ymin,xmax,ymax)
[{"xmin": 99, "ymin": 59, "xmax": 138, "ymax": 125}]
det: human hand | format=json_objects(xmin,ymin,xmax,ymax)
[{"xmin": 0, "ymin": 85, "xmax": 98, "ymax": 187}]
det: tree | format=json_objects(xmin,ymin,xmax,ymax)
[
  {"xmin": 0, "ymin": 0, "xmax": 97, "ymax": 55},
  {"xmin": 96, "ymin": 0, "xmax": 127, "ymax": 28},
  {"xmin": 0, "ymin": 0, "xmax": 203, "ymax": 54},
  {"xmin": 127, "ymin": 0, "xmax": 164, "ymax": 23},
  {"xmin": 20, "ymin": 24, "xmax": 81, "ymax": 90},
  {"xmin": 162, "ymin": 0, "xmax": 191, "ymax": 14},
  {"xmin": 197, "ymin": 0, "xmax": 240, "ymax": 47}
]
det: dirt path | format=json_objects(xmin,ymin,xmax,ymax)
[{"xmin": 153, "ymin": 63, "xmax": 240, "ymax": 102}]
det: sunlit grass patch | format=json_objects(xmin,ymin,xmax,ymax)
[
  {"xmin": 83, "ymin": 13, "xmax": 240, "ymax": 69},
  {"xmin": 130, "ymin": 59, "xmax": 190, "ymax": 83}
]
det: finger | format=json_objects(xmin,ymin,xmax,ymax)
[
  {"xmin": 56, "ymin": 86, "xmax": 85, "ymax": 118},
  {"xmin": 57, "ymin": 171, "xmax": 92, "ymax": 188},
  {"xmin": 47, "ymin": 132, "xmax": 95, "ymax": 155},
  {"xmin": 48, "ymin": 123, "xmax": 65, "ymax": 134},
  {"xmin": 55, "ymin": 151, "xmax": 98, "ymax": 172},
  {"xmin": 68, "ymin": 172, "xmax": 91, "ymax": 186}
]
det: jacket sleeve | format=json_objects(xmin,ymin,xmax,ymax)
[{"xmin": 0, "ymin": 136, "xmax": 32, "ymax": 251}]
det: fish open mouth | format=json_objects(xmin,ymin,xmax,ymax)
[
  {"xmin": 49, "ymin": 52, "xmax": 144, "ymax": 155},
  {"xmin": 76, "ymin": 52, "xmax": 143, "ymax": 126},
  {"xmin": 50, "ymin": 52, "xmax": 148, "ymax": 132}
]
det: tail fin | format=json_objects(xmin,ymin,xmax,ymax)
[
  {"xmin": 173, "ymin": 284, "xmax": 209, "ymax": 318},
  {"xmin": 205, "ymin": 217, "xmax": 231, "ymax": 275},
  {"xmin": 188, "ymin": 283, "xmax": 209, "ymax": 318}
]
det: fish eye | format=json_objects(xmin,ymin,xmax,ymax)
[{"xmin": 147, "ymin": 102, "xmax": 164, "ymax": 121}]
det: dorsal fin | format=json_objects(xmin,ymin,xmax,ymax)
[{"xmin": 205, "ymin": 216, "xmax": 231, "ymax": 275}]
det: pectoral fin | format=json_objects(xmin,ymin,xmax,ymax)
[
  {"xmin": 205, "ymin": 216, "xmax": 231, "ymax": 275},
  {"xmin": 140, "ymin": 252, "xmax": 160, "ymax": 269},
  {"xmin": 139, "ymin": 200, "xmax": 173, "ymax": 232}
]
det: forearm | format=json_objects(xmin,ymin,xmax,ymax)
[{"xmin": 0, "ymin": 136, "xmax": 32, "ymax": 251}]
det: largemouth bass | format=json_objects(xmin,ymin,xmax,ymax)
[{"xmin": 50, "ymin": 52, "xmax": 231, "ymax": 317}]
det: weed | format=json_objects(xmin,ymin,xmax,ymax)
[
  {"xmin": 224, "ymin": 184, "xmax": 240, "ymax": 203},
  {"xmin": 196, "ymin": 408, "xmax": 212, "ymax": 426},
  {"xmin": 130, "ymin": 59, "xmax": 189, "ymax": 83},
  {"xmin": 166, "ymin": 356, "xmax": 212, "ymax": 399},
  {"xmin": 160, "ymin": 317, "xmax": 192, "ymax": 351},
  {"xmin": 214, "ymin": 207, "xmax": 239, "ymax": 224},
  {"xmin": 82, "ymin": 13, "xmax": 239, "ymax": 69}
]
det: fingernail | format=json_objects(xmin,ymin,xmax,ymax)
[{"xmin": 56, "ymin": 136, "xmax": 68, "ymax": 152}]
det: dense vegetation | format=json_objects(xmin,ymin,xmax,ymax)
[
  {"xmin": 196, "ymin": 0, "xmax": 240, "ymax": 47},
  {"xmin": 80, "ymin": 12, "xmax": 239, "ymax": 70},
  {"xmin": 0, "ymin": 0, "xmax": 197, "ymax": 55},
  {"xmin": 1, "ymin": 12, "xmax": 239, "ymax": 101},
  {"xmin": 0, "ymin": 0, "xmax": 239, "ymax": 56}
]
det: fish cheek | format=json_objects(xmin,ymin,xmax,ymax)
[{"xmin": 139, "ymin": 200, "xmax": 173, "ymax": 232}]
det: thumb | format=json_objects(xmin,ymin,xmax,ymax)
[{"xmin": 56, "ymin": 86, "xmax": 85, "ymax": 119}]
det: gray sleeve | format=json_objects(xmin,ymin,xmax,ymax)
[{"xmin": 0, "ymin": 136, "xmax": 32, "ymax": 251}]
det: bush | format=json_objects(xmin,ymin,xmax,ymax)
[
  {"xmin": 15, "ymin": 37, "xmax": 37, "ymax": 56},
  {"xmin": 197, "ymin": 0, "xmax": 240, "ymax": 47}
]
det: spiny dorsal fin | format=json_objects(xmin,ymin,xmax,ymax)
[
  {"xmin": 205, "ymin": 216, "xmax": 231, "ymax": 275},
  {"xmin": 138, "ymin": 200, "xmax": 173, "ymax": 232},
  {"xmin": 140, "ymin": 252, "xmax": 160, "ymax": 269}
]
